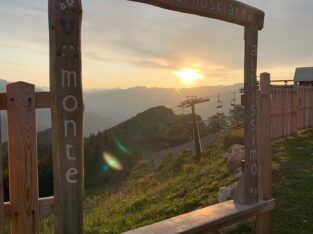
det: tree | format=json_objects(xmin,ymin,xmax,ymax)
[
  {"xmin": 229, "ymin": 105, "xmax": 244, "ymax": 128},
  {"xmin": 164, "ymin": 123, "xmax": 192, "ymax": 145},
  {"xmin": 208, "ymin": 112, "xmax": 227, "ymax": 133}
]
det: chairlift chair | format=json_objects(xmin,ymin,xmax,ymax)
[
  {"xmin": 216, "ymin": 95, "xmax": 223, "ymax": 108},
  {"xmin": 230, "ymin": 92, "xmax": 237, "ymax": 106}
]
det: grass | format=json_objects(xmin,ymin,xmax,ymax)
[
  {"xmin": 271, "ymin": 129, "xmax": 313, "ymax": 234},
  {"xmin": 40, "ymin": 129, "xmax": 313, "ymax": 234},
  {"xmin": 83, "ymin": 149, "xmax": 236, "ymax": 233}
]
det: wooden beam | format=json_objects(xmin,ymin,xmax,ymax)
[
  {"xmin": 49, "ymin": 0, "xmax": 84, "ymax": 233},
  {"xmin": 4, "ymin": 197, "xmax": 54, "ymax": 221},
  {"xmin": 122, "ymin": 199, "xmax": 276, "ymax": 234},
  {"xmin": 35, "ymin": 92, "xmax": 51, "ymax": 108},
  {"xmin": 7, "ymin": 82, "xmax": 40, "ymax": 234},
  {"xmin": 243, "ymin": 24, "xmax": 259, "ymax": 205},
  {"xmin": 129, "ymin": 0, "xmax": 264, "ymax": 30},
  {"xmin": 256, "ymin": 73, "xmax": 272, "ymax": 233},
  {"xmin": 0, "ymin": 92, "xmax": 51, "ymax": 110}
]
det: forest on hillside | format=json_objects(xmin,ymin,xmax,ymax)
[{"xmin": 2, "ymin": 105, "xmax": 244, "ymax": 201}]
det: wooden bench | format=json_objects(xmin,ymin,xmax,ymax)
[{"xmin": 122, "ymin": 199, "xmax": 276, "ymax": 234}]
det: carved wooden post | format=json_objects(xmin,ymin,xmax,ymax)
[
  {"xmin": 0, "ymin": 111, "xmax": 3, "ymax": 234},
  {"xmin": 244, "ymin": 24, "xmax": 259, "ymax": 205},
  {"xmin": 49, "ymin": 0, "xmax": 84, "ymax": 233},
  {"xmin": 256, "ymin": 73, "xmax": 272, "ymax": 233},
  {"xmin": 7, "ymin": 82, "xmax": 39, "ymax": 234}
]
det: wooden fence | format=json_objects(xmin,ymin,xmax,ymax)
[
  {"xmin": 0, "ymin": 0, "xmax": 84, "ymax": 233},
  {"xmin": 0, "ymin": 84, "xmax": 54, "ymax": 233},
  {"xmin": 1, "ymin": 0, "xmax": 276, "ymax": 233},
  {"xmin": 270, "ymin": 84, "xmax": 313, "ymax": 140}
]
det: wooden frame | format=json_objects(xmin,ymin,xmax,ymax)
[
  {"xmin": 0, "ymin": 0, "xmax": 273, "ymax": 234},
  {"xmin": 122, "ymin": 199, "xmax": 276, "ymax": 234},
  {"xmin": 130, "ymin": 0, "xmax": 263, "ymax": 206},
  {"xmin": 124, "ymin": 0, "xmax": 271, "ymax": 233}
]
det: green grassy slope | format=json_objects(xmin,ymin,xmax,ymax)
[
  {"xmin": 272, "ymin": 130, "xmax": 313, "ymax": 234},
  {"xmin": 83, "ymin": 148, "xmax": 236, "ymax": 234},
  {"xmin": 41, "ymin": 129, "xmax": 313, "ymax": 234}
]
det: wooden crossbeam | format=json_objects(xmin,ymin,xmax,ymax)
[
  {"xmin": 4, "ymin": 197, "xmax": 54, "ymax": 221},
  {"xmin": 0, "ymin": 92, "xmax": 51, "ymax": 110},
  {"xmin": 122, "ymin": 199, "xmax": 276, "ymax": 234},
  {"xmin": 129, "ymin": 0, "xmax": 265, "ymax": 30}
]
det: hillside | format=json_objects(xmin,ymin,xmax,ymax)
[
  {"xmin": 2, "ymin": 105, "xmax": 209, "ymax": 200},
  {"xmin": 84, "ymin": 84, "xmax": 243, "ymax": 124},
  {"xmin": 40, "ymin": 129, "xmax": 313, "ymax": 234},
  {"xmin": 84, "ymin": 105, "xmax": 209, "ymax": 188},
  {"xmin": 0, "ymin": 79, "xmax": 242, "ymax": 139}
]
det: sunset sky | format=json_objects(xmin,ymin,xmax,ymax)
[{"xmin": 0, "ymin": 0, "xmax": 312, "ymax": 89}]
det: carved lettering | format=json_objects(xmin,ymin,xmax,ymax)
[
  {"xmin": 66, "ymin": 144, "xmax": 76, "ymax": 160},
  {"xmin": 66, "ymin": 167, "xmax": 78, "ymax": 184},
  {"xmin": 64, "ymin": 120, "xmax": 77, "ymax": 138},
  {"xmin": 62, "ymin": 69, "xmax": 77, "ymax": 88},
  {"xmin": 63, "ymin": 95, "xmax": 78, "ymax": 112}
]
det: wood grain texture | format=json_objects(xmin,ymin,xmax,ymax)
[
  {"xmin": 7, "ymin": 82, "xmax": 39, "ymax": 234},
  {"xmin": 49, "ymin": 0, "xmax": 84, "ymax": 233},
  {"xmin": 269, "ymin": 85, "xmax": 313, "ymax": 140},
  {"xmin": 0, "ymin": 108, "xmax": 4, "ymax": 234},
  {"xmin": 0, "ymin": 92, "xmax": 51, "ymax": 110},
  {"xmin": 256, "ymin": 73, "xmax": 272, "ymax": 234},
  {"xmin": 243, "ymin": 24, "xmax": 259, "ymax": 205},
  {"xmin": 35, "ymin": 92, "xmax": 51, "ymax": 108},
  {"xmin": 129, "ymin": 0, "xmax": 265, "ymax": 30},
  {"xmin": 122, "ymin": 199, "xmax": 276, "ymax": 234},
  {"xmin": 4, "ymin": 197, "xmax": 54, "ymax": 221}
]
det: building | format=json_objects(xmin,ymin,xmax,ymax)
[{"xmin": 294, "ymin": 67, "xmax": 313, "ymax": 86}]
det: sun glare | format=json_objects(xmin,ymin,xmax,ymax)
[
  {"xmin": 175, "ymin": 67, "xmax": 204, "ymax": 85},
  {"xmin": 103, "ymin": 152, "xmax": 123, "ymax": 171}
]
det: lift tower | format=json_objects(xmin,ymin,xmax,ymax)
[{"xmin": 178, "ymin": 96, "xmax": 210, "ymax": 160}]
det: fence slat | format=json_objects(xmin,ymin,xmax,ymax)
[
  {"xmin": 270, "ymin": 83, "xmax": 313, "ymax": 140},
  {"xmin": 7, "ymin": 82, "xmax": 39, "ymax": 234},
  {"xmin": 256, "ymin": 73, "xmax": 272, "ymax": 233}
]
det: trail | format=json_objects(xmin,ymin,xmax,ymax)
[{"xmin": 149, "ymin": 132, "xmax": 220, "ymax": 169}]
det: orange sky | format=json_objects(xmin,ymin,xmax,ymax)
[{"xmin": 0, "ymin": 0, "xmax": 312, "ymax": 89}]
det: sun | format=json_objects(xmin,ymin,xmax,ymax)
[{"xmin": 175, "ymin": 67, "xmax": 204, "ymax": 85}]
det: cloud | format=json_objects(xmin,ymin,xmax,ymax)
[{"xmin": 1, "ymin": 0, "xmax": 313, "ymax": 87}]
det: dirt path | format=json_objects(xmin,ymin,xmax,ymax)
[{"xmin": 150, "ymin": 133, "xmax": 220, "ymax": 169}]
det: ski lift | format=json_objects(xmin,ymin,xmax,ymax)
[
  {"xmin": 230, "ymin": 92, "xmax": 237, "ymax": 106},
  {"xmin": 216, "ymin": 95, "xmax": 223, "ymax": 108}
]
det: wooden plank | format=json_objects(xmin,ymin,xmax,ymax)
[
  {"xmin": 7, "ymin": 82, "xmax": 39, "ymax": 234},
  {"xmin": 35, "ymin": 92, "xmax": 51, "ymax": 108},
  {"xmin": 0, "ymin": 92, "xmax": 51, "ymax": 110},
  {"xmin": 0, "ymin": 107, "xmax": 3, "ymax": 234},
  {"xmin": 243, "ymin": 24, "xmax": 259, "ymax": 205},
  {"xmin": 129, "ymin": 0, "xmax": 265, "ymax": 30},
  {"xmin": 122, "ymin": 199, "xmax": 276, "ymax": 234},
  {"xmin": 4, "ymin": 197, "xmax": 54, "ymax": 221},
  {"xmin": 256, "ymin": 73, "xmax": 272, "ymax": 234},
  {"xmin": 49, "ymin": 1, "xmax": 84, "ymax": 233}
]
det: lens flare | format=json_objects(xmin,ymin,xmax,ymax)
[
  {"xmin": 114, "ymin": 140, "xmax": 131, "ymax": 155},
  {"xmin": 103, "ymin": 152, "xmax": 123, "ymax": 171}
]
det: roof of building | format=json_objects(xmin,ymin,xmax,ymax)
[{"xmin": 294, "ymin": 67, "xmax": 313, "ymax": 82}]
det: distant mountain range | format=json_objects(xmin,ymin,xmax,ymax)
[
  {"xmin": 0, "ymin": 79, "xmax": 242, "ymax": 140},
  {"xmin": 84, "ymin": 84, "xmax": 243, "ymax": 124}
]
